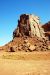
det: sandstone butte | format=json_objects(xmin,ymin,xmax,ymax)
[{"xmin": 0, "ymin": 14, "xmax": 50, "ymax": 52}]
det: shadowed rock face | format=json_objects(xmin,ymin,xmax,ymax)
[
  {"xmin": 42, "ymin": 21, "xmax": 50, "ymax": 40},
  {"xmin": 13, "ymin": 14, "xmax": 30, "ymax": 38},
  {"xmin": 13, "ymin": 14, "xmax": 45, "ymax": 39},
  {"xmin": 19, "ymin": 14, "xmax": 30, "ymax": 36},
  {"xmin": 42, "ymin": 21, "xmax": 50, "ymax": 32}
]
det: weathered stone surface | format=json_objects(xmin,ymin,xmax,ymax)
[
  {"xmin": 18, "ymin": 46, "xmax": 22, "ymax": 51},
  {"xmin": 13, "ymin": 14, "xmax": 45, "ymax": 39},
  {"xmin": 29, "ymin": 45, "xmax": 35, "ymax": 51},
  {"xmin": 26, "ymin": 42, "xmax": 30, "ymax": 47},
  {"xmin": 42, "ymin": 21, "xmax": 50, "ymax": 40},
  {"xmin": 9, "ymin": 45, "xmax": 18, "ymax": 52},
  {"xmin": 24, "ymin": 39, "xmax": 28, "ymax": 43},
  {"xmin": 10, "ymin": 47, "xmax": 15, "ymax": 52},
  {"xmin": 4, "ymin": 35, "xmax": 50, "ymax": 52},
  {"xmin": 48, "ymin": 45, "xmax": 50, "ymax": 50}
]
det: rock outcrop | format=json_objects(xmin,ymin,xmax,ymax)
[
  {"xmin": 13, "ymin": 14, "xmax": 45, "ymax": 39},
  {"xmin": 1, "ymin": 14, "xmax": 50, "ymax": 52},
  {"xmin": 42, "ymin": 21, "xmax": 50, "ymax": 40}
]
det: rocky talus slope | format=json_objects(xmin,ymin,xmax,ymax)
[{"xmin": 2, "ymin": 36, "xmax": 50, "ymax": 52}]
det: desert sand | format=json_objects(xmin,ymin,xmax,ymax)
[{"xmin": 0, "ymin": 51, "xmax": 50, "ymax": 75}]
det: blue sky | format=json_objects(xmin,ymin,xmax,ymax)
[{"xmin": 0, "ymin": 0, "xmax": 50, "ymax": 46}]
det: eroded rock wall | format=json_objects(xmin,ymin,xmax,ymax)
[{"xmin": 13, "ymin": 14, "xmax": 45, "ymax": 39}]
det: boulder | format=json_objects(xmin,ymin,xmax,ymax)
[
  {"xmin": 9, "ymin": 45, "xmax": 18, "ymax": 52},
  {"xmin": 48, "ymin": 45, "xmax": 50, "ymax": 50},
  {"xmin": 26, "ymin": 42, "xmax": 30, "ymax": 47},
  {"xmin": 24, "ymin": 39, "xmax": 28, "ymax": 43},
  {"xmin": 29, "ymin": 45, "xmax": 35, "ymax": 51},
  {"xmin": 18, "ymin": 46, "xmax": 22, "ymax": 51},
  {"xmin": 10, "ymin": 47, "xmax": 15, "ymax": 52}
]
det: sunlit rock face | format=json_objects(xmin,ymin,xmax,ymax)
[{"xmin": 13, "ymin": 14, "xmax": 45, "ymax": 38}]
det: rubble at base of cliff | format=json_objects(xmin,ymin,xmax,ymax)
[{"xmin": 3, "ymin": 36, "xmax": 50, "ymax": 52}]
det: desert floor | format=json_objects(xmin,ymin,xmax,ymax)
[{"xmin": 0, "ymin": 51, "xmax": 50, "ymax": 75}]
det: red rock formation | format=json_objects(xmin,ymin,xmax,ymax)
[
  {"xmin": 42, "ymin": 21, "xmax": 50, "ymax": 31},
  {"xmin": 13, "ymin": 14, "xmax": 45, "ymax": 38},
  {"xmin": 42, "ymin": 21, "xmax": 50, "ymax": 40},
  {"xmin": 1, "ymin": 14, "xmax": 50, "ymax": 52},
  {"xmin": 13, "ymin": 14, "xmax": 31, "ymax": 38}
]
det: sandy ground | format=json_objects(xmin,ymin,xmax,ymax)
[{"xmin": 0, "ymin": 51, "xmax": 50, "ymax": 75}]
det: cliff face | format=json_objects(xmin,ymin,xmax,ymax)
[
  {"xmin": 42, "ymin": 21, "xmax": 50, "ymax": 32},
  {"xmin": 42, "ymin": 21, "xmax": 50, "ymax": 39},
  {"xmin": 13, "ymin": 14, "xmax": 30, "ymax": 38},
  {"xmin": 13, "ymin": 14, "xmax": 45, "ymax": 39}
]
